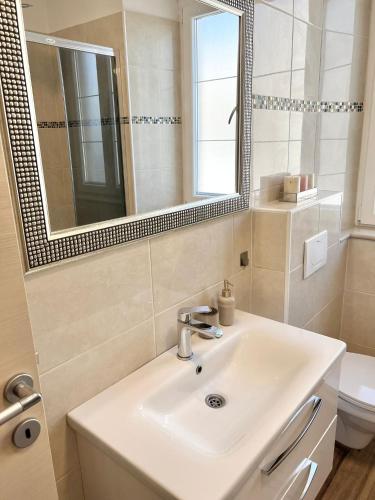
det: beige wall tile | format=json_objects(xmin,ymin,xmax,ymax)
[
  {"xmin": 251, "ymin": 267, "xmax": 285, "ymax": 322},
  {"xmin": 289, "ymin": 241, "xmax": 347, "ymax": 327},
  {"xmin": 154, "ymin": 269, "xmax": 251, "ymax": 355},
  {"xmin": 233, "ymin": 211, "xmax": 252, "ymax": 273},
  {"xmin": 56, "ymin": 468, "xmax": 84, "ymax": 500},
  {"xmin": 304, "ymin": 294, "xmax": 343, "ymax": 339},
  {"xmin": 40, "ymin": 319, "xmax": 155, "ymax": 479},
  {"xmin": 346, "ymin": 239, "xmax": 375, "ymax": 294},
  {"xmin": 25, "ymin": 242, "xmax": 153, "ymax": 374},
  {"xmin": 341, "ymin": 290, "xmax": 375, "ymax": 349},
  {"xmin": 290, "ymin": 206, "xmax": 319, "ymax": 271},
  {"xmin": 150, "ymin": 216, "xmax": 234, "ymax": 313},
  {"xmin": 253, "ymin": 211, "xmax": 287, "ymax": 271}
]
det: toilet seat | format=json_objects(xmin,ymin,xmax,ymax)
[{"xmin": 339, "ymin": 352, "xmax": 375, "ymax": 412}]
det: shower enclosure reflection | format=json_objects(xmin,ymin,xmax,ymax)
[
  {"xmin": 27, "ymin": 37, "xmax": 128, "ymax": 229},
  {"xmin": 23, "ymin": 0, "xmax": 241, "ymax": 233}
]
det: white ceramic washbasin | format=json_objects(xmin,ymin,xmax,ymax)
[{"xmin": 68, "ymin": 310, "xmax": 345, "ymax": 500}]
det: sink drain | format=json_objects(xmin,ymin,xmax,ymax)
[{"xmin": 205, "ymin": 394, "xmax": 226, "ymax": 409}]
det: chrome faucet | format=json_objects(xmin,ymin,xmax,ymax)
[{"xmin": 177, "ymin": 306, "xmax": 223, "ymax": 360}]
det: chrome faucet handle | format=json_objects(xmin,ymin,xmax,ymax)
[{"xmin": 177, "ymin": 306, "xmax": 216, "ymax": 323}]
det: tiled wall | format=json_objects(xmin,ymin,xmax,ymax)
[
  {"xmin": 251, "ymin": 193, "xmax": 347, "ymax": 340},
  {"xmin": 252, "ymin": 0, "xmax": 371, "ymax": 230},
  {"xmin": 24, "ymin": 211, "xmax": 252, "ymax": 499},
  {"xmin": 288, "ymin": 194, "xmax": 347, "ymax": 337},
  {"xmin": 125, "ymin": 10, "xmax": 183, "ymax": 213},
  {"xmin": 341, "ymin": 238, "xmax": 375, "ymax": 357}
]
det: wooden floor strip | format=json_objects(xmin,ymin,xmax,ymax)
[{"xmin": 318, "ymin": 440, "xmax": 375, "ymax": 500}]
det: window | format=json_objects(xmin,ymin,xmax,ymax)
[{"xmin": 193, "ymin": 11, "xmax": 240, "ymax": 196}]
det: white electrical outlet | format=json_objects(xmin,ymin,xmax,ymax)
[{"xmin": 304, "ymin": 230, "xmax": 328, "ymax": 279}]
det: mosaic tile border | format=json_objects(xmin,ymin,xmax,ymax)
[
  {"xmin": 253, "ymin": 94, "xmax": 364, "ymax": 113},
  {"xmin": 0, "ymin": 0, "xmax": 253, "ymax": 269},
  {"xmin": 37, "ymin": 116, "xmax": 182, "ymax": 129}
]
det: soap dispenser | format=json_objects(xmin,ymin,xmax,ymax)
[{"xmin": 218, "ymin": 280, "xmax": 235, "ymax": 326}]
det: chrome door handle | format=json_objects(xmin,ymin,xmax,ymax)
[
  {"xmin": 262, "ymin": 395, "xmax": 322, "ymax": 475},
  {"xmin": 0, "ymin": 374, "xmax": 42, "ymax": 426}
]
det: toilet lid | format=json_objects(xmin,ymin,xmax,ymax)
[{"xmin": 339, "ymin": 352, "xmax": 375, "ymax": 411}]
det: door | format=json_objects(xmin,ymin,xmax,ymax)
[{"xmin": 0, "ymin": 127, "xmax": 58, "ymax": 499}]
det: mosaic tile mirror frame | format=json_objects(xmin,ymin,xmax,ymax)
[{"xmin": 0, "ymin": 0, "xmax": 253, "ymax": 270}]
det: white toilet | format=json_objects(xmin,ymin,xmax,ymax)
[{"xmin": 336, "ymin": 352, "xmax": 375, "ymax": 449}]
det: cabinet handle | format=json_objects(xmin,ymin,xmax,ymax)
[
  {"xmin": 280, "ymin": 459, "xmax": 318, "ymax": 500},
  {"xmin": 261, "ymin": 395, "xmax": 322, "ymax": 475},
  {"xmin": 299, "ymin": 460, "xmax": 318, "ymax": 499}
]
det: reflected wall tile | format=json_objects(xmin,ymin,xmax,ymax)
[
  {"xmin": 318, "ymin": 139, "xmax": 349, "ymax": 175},
  {"xmin": 253, "ymin": 3, "xmax": 293, "ymax": 77},
  {"xmin": 25, "ymin": 241, "xmax": 153, "ymax": 373},
  {"xmin": 251, "ymin": 268, "xmax": 285, "ymax": 322},
  {"xmin": 132, "ymin": 125, "xmax": 162, "ymax": 170},
  {"xmin": 253, "ymin": 72, "xmax": 291, "ymax": 98},
  {"xmin": 253, "ymin": 211, "xmax": 287, "ymax": 271},
  {"xmin": 324, "ymin": 0, "xmax": 371, "ymax": 36},
  {"xmin": 290, "ymin": 205, "xmax": 320, "ymax": 271},
  {"xmin": 136, "ymin": 167, "xmax": 183, "ymax": 214},
  {"xmin": 253, "ymin": 141, "xmax": 289, "ymax": 190},
  {"xmin": 150, "ymin": 216, "xmax": 234, "ymax": 312},
  {"xmin": 128, "ymin": 66, "xmax": 161, "ymax": 116},
  {"xmin": 294, "ymin": 0, "xmax": 324, "ymax": 27},
  {"xmin": 253, "ymin": 109, "xmax": 290, "ymax": 142}
]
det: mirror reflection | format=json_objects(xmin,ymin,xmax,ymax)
[{"xmin": 22, "ymin": 0, "xmax": 241, "ymax": 232}]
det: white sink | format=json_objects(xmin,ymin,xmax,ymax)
[
  {"xmin": 142, "ymin": 328, "xmax": 308, "ymax": 455},
  {"xmin": 68, "ymin": 310, "xmax": 345, "ymax": 500}
]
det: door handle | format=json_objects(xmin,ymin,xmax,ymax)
[{"xmin": 0, "ymin": 374, "xmax": 42, "ymax": 426}]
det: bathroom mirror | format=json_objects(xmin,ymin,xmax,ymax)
[{"xmin": 0, "ymin": 0, "xmax": 252, "ymax": 268}]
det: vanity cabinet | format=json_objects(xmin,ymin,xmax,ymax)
[
  {"xmin": 234, "ymin": 375, "xmax": 339, "ymax": 500},
  {"xmin": 74, "ymin": 361, "xmax": 341, "ymax": 500},
  {"xmin": 68, "ymin": 311, "xmax": 345, "ymax": 500}
]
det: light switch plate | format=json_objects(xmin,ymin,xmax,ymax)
[{"xmin": 304, "ymin": 230, "xmax": 328, "ymax": 279}]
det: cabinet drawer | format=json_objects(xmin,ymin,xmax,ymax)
[
  {"xmin": 234, "ymin": 378, "xmax": 338, "ymax": 500},
  {"xmin": 281, "ymin": 417, "xmax": 337, "ymax": 500}
]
